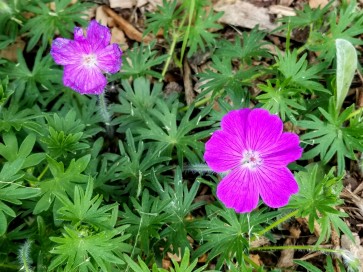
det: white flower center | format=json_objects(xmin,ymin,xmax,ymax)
[
  {"xmin": 82, "ymin": 54, "xmax": 97, "ymax": 68},
  {"xmin": 241, "ymin": 150, "xmax": 262, "ymax": 169}
]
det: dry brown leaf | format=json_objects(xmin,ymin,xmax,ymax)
[
  {"xmin": 0, "ymin": 38, "xmax": 25, "ymax": 62},
  {"xmin": 103, "ymin": 5, "xmax": 152, "ymax": 43},
  {"xmin": 111, "ymin": 27, "xmax": 128, "ymax": 51},
  {"xmin": 95, "ymin": 6, "xmax": 110, "ymax": 26},
  {"xmin": 110, "ymin": 0, "xmax": 135, "ymax": 9},
  {"xmin": 269, "ymin": 5, "xmax": 296, "ymax": 17},
  {"xmin": 279, "ymin": 0, "xmax": 294, "ymax": 6},
  {"xmin": 341, "ymin": 233, "xmax": 363, "ymax": 270},
  {"xmin": 277, "ymin": 238, "xmax": 295, "ymax": 268},
  {"xmin": 214, "ymin": 0, "xmax": 277, "ymax": 31},
  {"xmin": 183, "ymin": 59, "xmax": 195, "ymax": 105},
  {"xmin": 249, "ymin": 254, "xmax": 263, "ymax": 266},
  {"xmin": 309, "ymin": 0, "xmax": 329, "ymax": 8}
]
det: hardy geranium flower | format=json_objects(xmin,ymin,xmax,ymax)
[
  {"xmin": 204, "ymin": 108, "xmax": 303, "ymax": 213},
  {"xmin": 51, "ymin": 20, "xmax": 122, "ymax": 95}
]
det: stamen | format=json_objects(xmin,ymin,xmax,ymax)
[
  {"xmin": 82, "ymin": 54, "xmax": 97, "ymax": 68},
  {"xmin": 241, "ymin": 150, "xmax": 262, "ymax": 169}
]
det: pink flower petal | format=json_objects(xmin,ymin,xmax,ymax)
[
  {"xmin": 246, "ymin": 109, "xmax": 283, "ymax": 151},
  {"xmin": 262, "ymin": 132, "xmax": 303, "ymax": 166},
  {"xmin": 221, "ymin": 109, "xmax": 250, "ymax": 147},
  {"xmin": 204, "ymin": 130, "xmax": 244, "ymax": 172},
  {"xmin": 87, "ymin": 20, "xmax": 111, "ymax": 51},
  {"xmin": 256, "ymin": 166, "xmax": 298, "ymax": 208},
  {"xmin": 96, "ymin": 44, "xmax": 122, "ymax": 73},
  {"xmin": 51, "ymin": 38, "xmax": 83, "ymax": 65},
  {"xmin": 74, "ymin": 26, "xmax": 85, "ymax": 42},
  {"xmin": 63, "ymin": 64, "xmax": 107, "ymax": 95},
  {"xmin": 217, "ymin": 167, "xmax": 259, "ymax": 213}
]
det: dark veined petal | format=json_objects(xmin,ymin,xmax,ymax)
[
  {"xmin": 204, "ymin": 130, "xmax": 244, "ymax": 172},
  {"xmin": 63, "ymin": 64, "xmax": 107, "ymax": 95},
  {"xmin": 246, "ymin": 108, "xmax": 283, "ymax": 151},
  {"xmin": 51, "ymin": 38, "xmax": 83, "ymax": 66},
  {"xmin": 216, "ymin": 167, "xmax": 259, "ymax": 213},
  {"xmin": 73, "ymin": 26, "xmax": 86, "ymax": 42},
  {"xmin": 256, "ymin": 166, "xmax": 298, "ymax": 208},
  {"xmin": 86, "ymin": 20, "xmax": 111, "ymax": 51},
  {"xmin": 96, "ymin": 44, "xmax": 122, "ymax": 73},
  {"xmin": 220, "ymin": 108, "xmax": 250, "ymax": 151},
  {"xmin": 262, "ymin": 132, "xmax": 303, "ymax": 166}
]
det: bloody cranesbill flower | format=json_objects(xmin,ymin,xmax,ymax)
[
  {"xmin": 50, "ymin": 20, "xmax": 122, "ymax": 95},
  {"xmin": 204, "ymin": 108, "xmax": 303, "ymax": 213}
]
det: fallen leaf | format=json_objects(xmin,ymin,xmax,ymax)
[
  {"xmin": 96, "ymin": 5, "xmax": 109, "ymax": 26},
  {"xmin": 309, "ymin": 0, "xmax": 329, "ymax": 8},
  {"xmin": 0, "ymin": 38, "xmax": 25, "ymax": 62},
  {"xmin": 183, "ymin": 59, "xmax": 195, "ymax": 105},
  {"xmin": 214, "ymin": 0, "xmax": 277, "ymax": 31},
  {"xmin": 111, "ymin": 27, "xmax": 128, "ymax": 51},
  {"xmin": 110, "ymin": 0, "xmax": 135, "ymax": 9},
  {"xmin": 103, "ymin": 5, "xmax": 152, "ymax": 43},
  {"xmin": 341, "ymin": 233, "xmax": 363, "ymax": 270},
  {"xmin": 277, "ymin": 238, "xmax": 295, "ymax": 268}
]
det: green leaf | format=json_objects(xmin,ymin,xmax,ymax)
[
  {"xmin": 119, "ymin": 42, "xmax": 168, "ymax": 80},
  {"xmin": 0, "ymin": 211, "xmax": 7, "ymax": 236},
  {"xmin": 49, "ymin": 225, "xmax": 131, "ymax": 271},
  {"xmin": 21, "ymin": 0, "xmax": 92, "ymax": 51},
  {"xmin": 335, "ymin": 39, "xmax": 357, "ymax": 112},
  {"xmin": 294, "ymin": 260, "xmax": 322, "ymax": 272},
  {"xmin": 286, "ymin": 164, "xmax": 353, "ymax": 245},
  {"xmin": 34, "ymin": 155, "xmax": 91, "ymax": 214},
  {"xmin": 55, "ymin": 180, "xmax": 119, "ymax": 230}
]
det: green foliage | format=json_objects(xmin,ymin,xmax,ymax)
[
  {"xmin": 145, "ymin": 0, "xmax": 180, "ymax": 43},
  {"xmin": 0, "ymin": 0, "xmax": 25, "ymax": 48},
  {"xmin": 287, "ymin": 164, "xmax": 353, "ymax": 245},
  {"xmin": 299, "ymin": 99, "xmax": 363, "ymax": 174},
  {"xmin": 49, "ymin": 224, "xmax": 130, "ymax": 271},
  {"xmin": 116, "ymin": 130, "xmax": 171, "ymax": 196},
  {"xmin": 120, "ymin": 189, "xmax": 170, "ymax": 256},
  {"xmin": 145, "ymin": 0, "xmax": 222, "ymax": 60},
  {"xmin": 335, "ymin": 39, "xmax": 357, "ymax": 112},
  {"xmin": 257, "ymin": 79, "xmax": 306, "ymax": 123},
  {"xmin": 0, "ymin": 76, "xmax": 13, "ymax": 107},
  {"xmin": 41, "ymin": 110, "xmax": 90, "ymax": 159},
  {"xmin": 186, "ymin": 8, "xmax": 222, "ymax": 57},
  {"xmin": 275, "ymin": 50, "xmax": 327, "ymax": 92},
  {"xmin": 112, "ymin": 77, "xmax": 166, "ymax": 132},
  {"xmin": 136, "ymin": 101, "xmax": 213, "ymax": 165},
  {"xmin": 295, "ymin": 256, "xmax": 348, "ymax": 272},
  {"xmin": 159, "ymin": 168, "xmax": 204, "ymax": 254},
  {"xmin": 0, "ymin": 48, "xmax": 62, "ymax": 105},
  {"xmin": 120, "ymin": 42, "xmax": 168, "ymax": 79},
  {"xmin": 1, "ymin": 0, "xmax": 363, "ymax": 270},
  {"xmin": 215, "ymin": 28, "xmax": 270, "ymax": 64},
  {"xmin": 193, "ymin": 205, "xmax": 278, "ymax": 269},
  {"xmin": 0, "ymin": 158, "xmax": 41, "ymax": 235},
  {"xmin": 197, "ymin": 55, "xmax": 256, "ymax": 102},
  {"xmin": 55, "ymin": 181, "xmax": 119, "ymax": 230},
  {"xmin": 278, "ymin": 0, "xmax": 333, "ymax": 30},
  {"xmin": 22, "ymin": 0, "xmax": 91, "ymax": 51},
  {"xmin": 34, "ymin": 155, "xmax": 90, "ymax": 214}
]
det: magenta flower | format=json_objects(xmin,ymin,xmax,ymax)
[
  {"xmin": 50, "ymin": 20, "xmax": 122, "ymax": 95},
  {"xmin": 204, "ymin": 108, "xmax": 303, "ymax": 213}
]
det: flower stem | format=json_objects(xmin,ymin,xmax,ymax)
[
  {"xmin": 160, "ymin": 31, "xmax": 179, "ymax": 81},
  {"xmin": 251, "ymin": 245, "xmax": 339, "ymax": 254},
  {"xmin": 98, "ymin": 92, "xmax": 114, "ymax": 136},
  {"xmin": 253, "ymin": 210, "xmax": 298, "ymax": 241}
]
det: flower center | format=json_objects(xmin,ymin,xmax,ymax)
[
  {"xmin": 241, "ymin": 150, "xmax": 262, "ymax": 169},
  {"xmin": 82, "ymin": 54, "xmax": 97, "ymax": 68}
]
